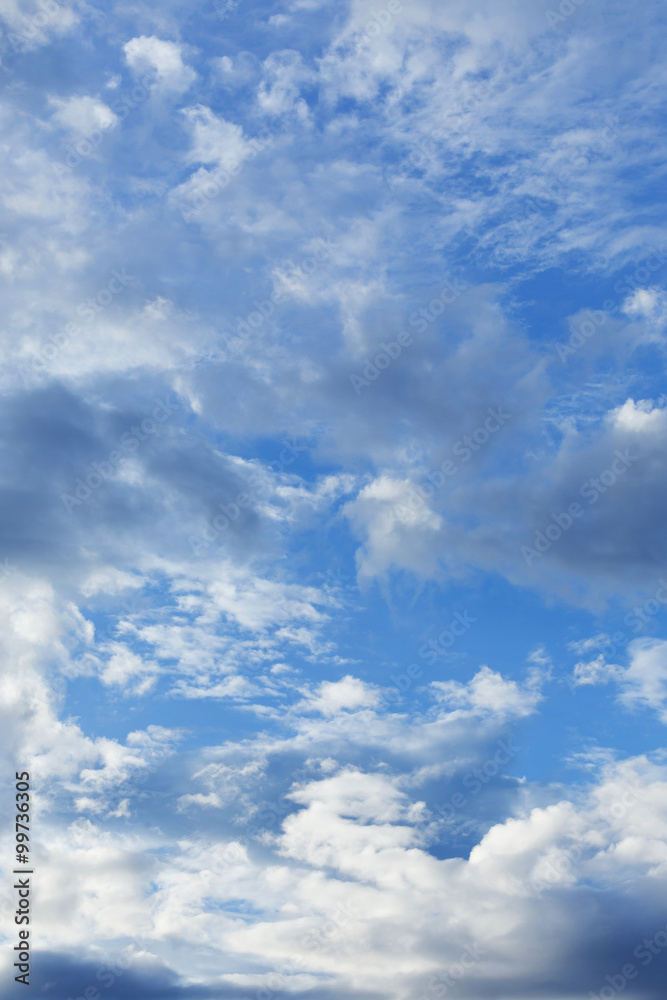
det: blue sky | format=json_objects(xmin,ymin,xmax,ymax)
[{"xmin": 2, "ymin": 1, "xmax": 667, "ymax": 998}]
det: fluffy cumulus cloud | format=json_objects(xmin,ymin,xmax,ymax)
[
  {"xmin": 50, "ymin": 95, "xmax": 119, "ymax": 135},
  {"xmin": 0, "ymin": 0, "xmax": 78, "ymax": 51},
  {"xmin": 1, "ymin": 1, "xmax": 667, "ymax": 999},
  {"xmin": 123, "ymin": 36, "xmax": 196, "ymax": 92},
  {"xmin": 572, "ymin": 639, "xmax": 667, "ymax": 724}
]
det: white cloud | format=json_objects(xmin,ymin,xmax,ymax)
[
  {"xmin": 100, "ymin": 644, "xmax": 159, "ymax": 694},
  {"xmin": 622, "ymin": 287, "xmax": 667, "ymax": 344},
  {"xmin": 257, "ymin": 50, "xmax": 312, "ymax": 116},
  {"xmin": 345, "ymin": 475, "xmax": 443, "ymax": 583},
  {"xmin": 180, "ymin": 105, "xmax": 249, "ymax": 170},
  {"xmin": 432, "ymin": 665, "xmax": 543, "ymax": 720},
  {"xmin": 50, "ymin": 95, "xmax": 118, "ymax": 135},
  {"xmin": 2, "ymin": 565, "xmax": 666, "ymax": 1000},
  {"xmin": 569, "ymin": 639, "xmax": 667, "ymax": 724},
  {"xmin": 572, "ymin": 653, "xmax": 624, "ymax": 686},
  {"xmin": 123, "ymin": 36, "xmax": 196, "ymax": 93},
  {"xmin": 619, "ymin": 639, "xmax": 667, "ymax": 722},
  {"xmin": 609, "ymin": 397, "xmax": 667, "ymax": 434},
  {"xmin": 0, "ymin": 0, "xmax": 79, "ymax": 51},
  {"xmin": 80, "ymin": 567, "xmax": 145, "ymax": 599},
  {"xmin": 2, "ymin": 3, "xmax": 667, "ymax": 997},
  {"xmin": 300, "ymin": 675, "xmax": 381, "ymax": 715},
  {"xmin": 207, "ymin": 568, "xmax": 331, "ymax": 631},
  {"xmin": 170, "ymin": 752, "xmax": 667, "ymax": 998}
]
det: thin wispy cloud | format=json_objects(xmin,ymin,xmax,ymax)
[{"xmin": 1, "ymin": 1, "xmax": 667, "ymax": 997}]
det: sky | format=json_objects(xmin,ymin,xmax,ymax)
[{"xmin": 1, "ymin": 0, "xmax": 667, "ymax": 998}]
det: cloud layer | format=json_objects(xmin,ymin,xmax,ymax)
[{"xmin": 1, "ymin": 1, "xmax": 667, "ymax": 998}]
